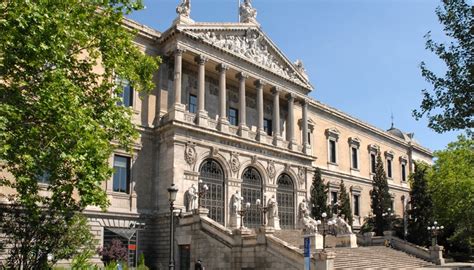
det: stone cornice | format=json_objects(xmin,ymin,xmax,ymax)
[{"xmin": 122, "ymin": 17, "xmax": 161, "ymax": 41}]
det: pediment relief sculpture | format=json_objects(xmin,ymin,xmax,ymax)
[{"xmin": 192, "ymin": 29, "xmax": 307, "ymax": 86}]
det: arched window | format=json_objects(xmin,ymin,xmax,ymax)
[
  {"xmin": 277, "ymin": 174, "xmax": 295, "ymax": 229},
  {"xmin": 199, "ymin": 159, "xmax": 225, "ymax": 225},
  {"xmin": 241, "ymin": 167, "xmax": 263, "ymax": 228}
]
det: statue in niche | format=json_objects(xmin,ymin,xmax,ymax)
[
  {"xmin": 176, "ymin": 0, "xmax": 190, "ymax": 17},
  {"xmin": 230, "ymin": 190, "xmax": 243, "ymax": 216},
  {"xmin": 185, "ymin": 184, "xmax": 198, "ymax": 212},
  {"xmin": 267, "ymin": 195, "xmax": 278, "ymax": 219},
  {"xmin": 240, "ymin": 0, "xmax": 257, "ymax": 24}
]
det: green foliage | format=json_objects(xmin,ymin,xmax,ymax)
[
  {"xmin": 370, "ymin": 152, "xmax": 392, "ymax": 236},
  {"xmin": 338, "ymin": 180, "xmax": 353, "ymax": 226},
  {"xmin": 137, "ymin": 253, "xmax": 150, "ymax": 270},
  {"xmin": 0, "ymin": 210, "xmax": 95, "ymax": 269},
  {"xmin": 0, "ymin": 0, "xmax": 159, "ymax": 269},
  {"xmin": 429, "ymin": 135, "xmax": 473, "ymax": 256},
  {"xmin": 413, "ymin": 0, "xmax": 473, "ymax": 133},
  {"xmin": 98, "ymin": 238, "xmax": 128, "ymax": 266},
  {"xmin": 310, "ymin": 167, "xmax": 329, "ymax": 219},
  {"xmin": 407, "ymin": 161, "xmax": 434, "ymax": 246}
]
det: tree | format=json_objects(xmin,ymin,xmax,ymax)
[
  {"xmin": 0, "ymin": 1, "xmax": 159, "ymax": 268},
  {"xmin": 98, "ymin": 239, "xmax": 128, "ymax": 266},
  {"xmin": 370, "ymin": 152, "xmax": 392, "ymax": 236},
  {"xmin": 338, "ymin": 180, "xmax": 353, "ymax": 227},
  {"xmin": 429, "ymin": 135, "xmax": 473, "ymax": 256},
  {"xmin": 407, "ymin": 161, "xmax": 434, "ymax": 246},
  {"xmin": 413, "ymin": 0, "xmax": 473, "ymax": 133},
  {"xmin": 310, "ymin": 167, "xmax": 329, "ymax": 219}
]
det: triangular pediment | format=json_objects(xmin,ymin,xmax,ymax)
[{"xmin": 176, "ymin": 24, "xmax": 312, "ymax": 90}]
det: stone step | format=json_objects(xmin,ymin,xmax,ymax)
[{"xmin": 272, "ymin": 230, "xmax": 434, "ymax": 270}]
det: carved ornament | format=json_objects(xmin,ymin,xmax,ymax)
[
  {"xmin": 184, "ymin": 142, "xmax": 197, "ymax": 165},
  {"xmin": 267, "ymin": 160, "xmax": 276, "ymax": 180},
  {"xmin": 230, "ymin": 152, "xmax": 241, "ymax": 173}
]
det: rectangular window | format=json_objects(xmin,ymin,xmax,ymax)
[
  {"xmin": 401, "ymin": 163, "xmax": 407, "ymax": 181},
  {"xmin": 228, "ymin": 107, "xmax": 238, "ymax": 126},
  {"xmin": 263, "ymin": 118, "xmax": 272, "ymax": 136},
  {"xmin": 351, "ymin": 147, "xmax": 358, "ymax": 169},
  {"xmin": 371, "ymin": 153, "xmax": 376, "ymax": 173},
  {"xmin": 188, "ymin": 94, "xmax": 197, "ymax": 113},
  {"xmin": 331, "ymin": 191, "xmax": 338, "ymax": 214},
  {"xmin": 329, "ymin": 140, "xmax": 337, "ymax": 163},
  {"xmin": 113, "ymin": 155, "xmax": 130, "ymax": 193},
  {"xmin": 117, "ymin": 81, "xmax": 133, "ymax": 107},
  {"xmin": 387, "ymin": 159, "xmax": 392, "ymax": 178},
  {"xmin": 308, "ymin": 132, "xmax": 311, "ymax": 145},
  {"xmin": 353, "ymin": 195, "xmax": 360, "ymax": 216}
]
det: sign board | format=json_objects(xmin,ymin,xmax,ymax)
[{"xmin": 304, "ymin": 236, "xmax": 310, "ymax": 270}]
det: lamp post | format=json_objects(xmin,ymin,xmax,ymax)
[
  {"xmin": 427, "ymin": 221, "xmax": 444, "ymax": 246},
  {"xmin": 317, "ymin": 212, "xmax": 336, "ymax": 250},
  {"xmin": 237, "ymin": 202, "xmax": 251, "ymax": 229},
  {"xmin": 256, "ymin": 198, "xmax": 268, "ymax": 226},
  {"xmin": 197, "ymin": 179, "xmax": 209, "ymax": 209},
  {"xmin": 167, "ymin": 184, "xmax": 178, "ymax": 270},
  {"xmin": 382, "ymin": 208, "xmax": 394, "ymax": 231}
]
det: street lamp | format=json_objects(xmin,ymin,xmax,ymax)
[
  {"xmin": 237, "ymin": 202, "xmax": 251, "ymax": 229},
  {"xmin": 382, "ymin": 208, "xmax": 394, "ymax": 231},
  {"xmin": 167, "ymin": 184, "xmax": 178, "ymax": 270},
  {"xmin": 318, "ymin": 212, "xmax": 336, "ymax": 250},
  {"xmin": 197, "ymin": 180, "xmax": 209, "ymax": 209},
  {"xmin": 427, "ymin": 221, "xmax": 444, "ymax": 246},
  {"xmin": 256, "ymin": 198, "xmax": 268, "ymax": 226}
]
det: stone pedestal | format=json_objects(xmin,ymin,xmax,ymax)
[
  {"xmin": 218, "ymin": 118, "xmax": 229, "ymax": 133},
  {"xmin": 325, "ymin": 234, "xmax": 357, "ymax": 248},
  {"xmin": 238, "ymin": 125, "xmax": 249, "ymax": 138},
  {"xmin": 272, "ymin": 136, "xmax": 284, "ymax": 147},
  {"xmin": 229, "ymin": 214, "xmax": 241, "ymax": 229},
  {"xmin": 196, "ymin": 111, "xmax": 209, "ymax": 127},
  {"xmin": 303, "ymin": 143, "xmax": 312, "ymax": 155},
  {"xmin": 267, "ymin": 216, "xmax": 280, "ymax": 230},
  {"xmin": 169, "ymin": 103, "xmax": 186, "ymax": 122},
  {"xmin": 313, "ymin": 250, "xmax": 336, "ymax": 270},
  {"xmin": 172, "ymin": 14, "xmax": 194, "ymax": 26},
  {"xmin": 289, "ymin": 140, "xmax": 298, "ymax": 151},
  {"xmin": 304, "ymin": 233, "xmax": 324, "ymax": 250},
  {"xmin": 429, "ymin": 245, "xmax": 445, "ymax": 265},
  {"xmin": 193, "ymin": 207, "xmax": 209, "ymax": 218}
]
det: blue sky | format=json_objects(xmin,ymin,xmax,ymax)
[{"xmin": 128, "ymin": 0, "xmax": 464, "ymax": 151}]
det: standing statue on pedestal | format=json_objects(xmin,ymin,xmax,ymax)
[
  {"xmin": 230, "ymin": 190, "xmax": 242, "ymax": 216},
  {"xmin": 267, "ymin": 195, "xmax": 278, "ymax": 219},
  {"xmin": 239, "ymin": 0, "xmax": 257, "ymax": 24},
  {"xmin": 176, "ymin": 0, "xmax": 191, "ymax": 17},
  {"xmin": 185, "ymin": 184, "xmax": 198, "ymax": 212},
  {"xmin": 298, "ymin": 198, "xmax": 309, "ymax": 220}
]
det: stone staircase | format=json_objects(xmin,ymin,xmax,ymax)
[
  {"xmin": 273, "ymin": 230, "xmax": 435, "ymax": 269},
  {"xmin": 330, "ymin": 246, "xmax": 434, "ymax": 269}
]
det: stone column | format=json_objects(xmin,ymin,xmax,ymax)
[
  {"xmin": 195, "ymin": 55, "xmax": 208, "ymax": 126},
  {"xmin": 255, "ymin": 79, "xmax": 265, "ymax": 142},
  {"xmin": 302, "ymin": 98, "xmax": 311, "ymax": 154},
  {"xmin": 271, "ymin": 87, "xmax": 282, "ymax": 147},
  {"xmin": 216, "ymin": 63, "xmax": 229, "ymax": 132},
  {"xmin": 236, "ymin": 72, "xmax": 249, "ymax": 137},
  {"xmin": 170, "ymin": 48, "xmax": 186, "ymax": 121},
  {"xmin": 287, "ymin": 93, "xmax": 297, "ymax": 150}
]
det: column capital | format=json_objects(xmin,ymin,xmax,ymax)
[
  {"xmin": 300, "ymin": 98, "xmax": 310, "ymax": 106},
  {"xmin": 173, "ymin": 47, "xmax": 186, "ymax": 56},
  {"xmin": 286, "ymin": 92, "xmax": 297, "ymax": 101},
  {"xmin": 194, "ymin": 55, "xmax": 208, "ymax": 65},
  {"xmin": 236, "ymin": 72, "xmax": 249, "ymax": 81},
  {"xmin": 271, "ymin": 86, "xmax": 282, "ymax": 95},
  {"xmin": 216, "ymin": 63, "xmax": 230, "ymax": 72},
  {"xmin": 254, "ymin": 79, "xmax": 266, "ymax": 88}
]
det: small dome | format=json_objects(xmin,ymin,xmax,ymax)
[{"xmin": 387, "ymin": 127, "xmax": 406, "ymax": 140}]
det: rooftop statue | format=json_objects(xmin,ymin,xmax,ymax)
[
  {"xmin": 176, "ymin": 0, "xmax": 191, "ymax": 17},
  {"xmin": 240, "ymin": 0, "xmax": 257, "ymax": 24}
]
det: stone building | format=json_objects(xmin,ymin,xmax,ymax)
[{"xmin": 0, "ymin": 1, "xmax": 433, "ymax": 269}]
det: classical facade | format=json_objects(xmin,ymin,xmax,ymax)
[{"xmin": 0, "ymin": 1, "xmax": 433, "ymax": 269}]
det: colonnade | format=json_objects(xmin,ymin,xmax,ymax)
[{"xmin": 171, "ymin": 48, "xmax": 311, "ymax": 154}]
